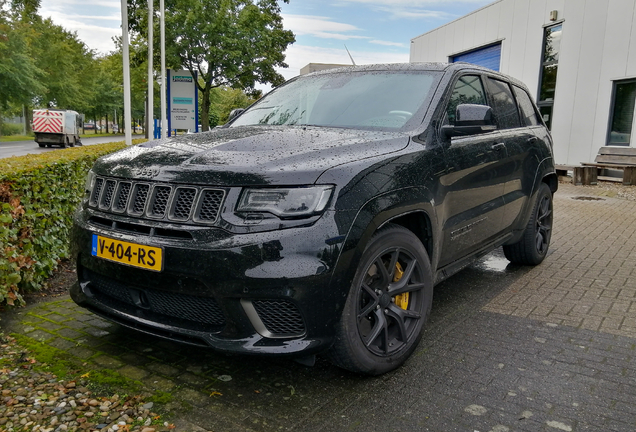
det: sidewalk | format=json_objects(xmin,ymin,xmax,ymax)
[{"xmin": 3, "ymin": 183, "xmax": 636, "ymax": 431}]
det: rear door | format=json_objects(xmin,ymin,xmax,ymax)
[{"xmin": 484, "ymin": 77, "xmax": 542, "ymax": 228}]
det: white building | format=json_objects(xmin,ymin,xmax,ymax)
[{"xmin": 410, "ymin": 0, "xmax": 636, "ymax": 166}]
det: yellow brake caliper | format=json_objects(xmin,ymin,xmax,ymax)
[{"xmin": 392, "ymin": 262, "xmax": 409, "ymax": 310}]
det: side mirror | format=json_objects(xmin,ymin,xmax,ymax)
[
  {"xmin": 228, "ymin": 108, "xmax": 245, "ymax": 122},
  {"xmin": 442, "ymin": 104, "xmax": 496, "ymax": 138}
]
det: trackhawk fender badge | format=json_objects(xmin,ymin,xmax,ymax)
[{"xmin": 451, "ymin": 217, "xmax": 487, "ymax": 240}]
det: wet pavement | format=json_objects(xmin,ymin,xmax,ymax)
[{"xmin": 3, "ymin": 182, "xmax": 636, "ymax": 431}]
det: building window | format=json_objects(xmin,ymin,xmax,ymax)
[
  {"xmin": 608, "ymin": 80, "xmax": 636, "ymax": 146},
  {"xmin": 537, "ymin": 24, "xmax": 562, "ymax": 130}
]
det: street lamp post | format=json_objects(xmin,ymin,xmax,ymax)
[
  {"xmin": 160, "ymin": 0, "xmax": 167, "ymax": 139},
  {"xmin": 121, "ymin": 0, "xmax": 133, "ymax": 146},
  {"xmin": 147, "ymin": 0, "xmax": 154, "ymax": 140}
]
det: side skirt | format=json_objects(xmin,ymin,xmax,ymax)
[{"xmin": 434, "ymin": 233, "xmax": 513, "ymax": 285}]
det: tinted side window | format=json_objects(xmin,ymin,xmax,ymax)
[
  {"xmin": 446, "ymin": 75, "xmax": 488, "ymax": 125},
  {"xmin": 513, "ymin": 85, "xmax": 540, "ymax": 126},
  {"xmin": 487, "ymin": 78, "xmax": 521, "ymax": 129}
]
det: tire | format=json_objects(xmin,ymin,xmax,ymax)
[
  {"xmin": 61, "ymin": 138, "xmax": 68, "ymax": 148},
  {"xmin": 37, "ymin": 143, "xmax": 45, "ymax": 148},
  {"xmin": 327, "ymin": 225, "xmax": 433, "ymax": 375},
  {"xmin": 503, "ymin": 182, "xmax": 553, "ymax": 265}
]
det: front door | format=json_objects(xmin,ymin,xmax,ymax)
[{"xmin": 437, "ymin": 74, "xmax": 508, "ymax": 267}]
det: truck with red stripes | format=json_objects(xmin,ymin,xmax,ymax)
[{"xmin": 32, "ymin": 109, "xmax": 82, "ymax": 148}]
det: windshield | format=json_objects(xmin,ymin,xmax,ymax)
[{"xmin": 231, "ymin": 70, "xmax": 440, "ymax": 130}]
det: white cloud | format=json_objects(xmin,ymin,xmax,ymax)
[
  {"xmin": 41, "ymin": 12, "xmax": 121, "ymax": 53},
  {"xmin": 61, "ymin": 14, "xmax": 121, "ymax": 21},
  {"xmin": 369, "ymin": 40, "xmax": 405, "ymax": 47},
  {"xmin": 282, "ymin": 14, "xmax": 370, "ymax": 41},
  {"xmin": 43, "ymin": 0, "xmax": 119, "ymax": 8},
  {"xmin": 375, "ymin": 7, "xmax": 451, "ymax": 19},
  {"xmin": 39, "ymin": 2, "xmax": 122, "ymax": 54}
]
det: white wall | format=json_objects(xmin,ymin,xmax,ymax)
[{"xmin": 410, "ymin": 0, "xmax": 636, "ymax": 166}]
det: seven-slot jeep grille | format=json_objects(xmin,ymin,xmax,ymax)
[{"xmin": 89, "ymin": 176, "xmax": 225, "ymax": 224}]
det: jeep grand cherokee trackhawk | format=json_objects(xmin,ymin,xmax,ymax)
[{"xmin": 71, "ymin": 63, "xmax": 557, "ymax": 375}]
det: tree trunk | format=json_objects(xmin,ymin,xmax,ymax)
[
  {"xmin": 105, "ymin": 113, "xmax": 109, "ymax": 134},
  {"xmin": 25, "ymin": 107, "xmax": 33, "ymax": 134}
]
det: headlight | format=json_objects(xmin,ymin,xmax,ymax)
[
  {"xmin": 84, "ymin": 170, "xmax": 96, "ymax": 193},
  {"xmin": 237, "ymin": 186, "xmax": 334, "ymax": 218}
]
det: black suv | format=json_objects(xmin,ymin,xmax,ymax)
[{"xmin": 71, "ymin": 63, "xmax": 556, "ymax": 375}]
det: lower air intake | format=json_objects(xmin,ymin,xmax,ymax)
[{"xmin": 252, "ymin": 299, "xmax": 306, "ymax": 336}]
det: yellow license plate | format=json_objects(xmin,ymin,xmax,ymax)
[{"xmin": 91, "ymin": 234, "xmax": 163, "ymax": 272}]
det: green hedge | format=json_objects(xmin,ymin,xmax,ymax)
[
  {"xmin": 1, "ymin": 123, "xmax": 25, "ymax": 136},
  {"xmin": 0, "ymin": 140, "xmax": 146, "ymax": 306}
]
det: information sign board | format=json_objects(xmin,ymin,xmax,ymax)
[{"xmin": 167, "ymin": 69, "xmax": 198, "ymax": 131}]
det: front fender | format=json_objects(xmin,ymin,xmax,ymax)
[{"xmin": 329, "ymin": 187, "xmax": 438, "ymax": 304}]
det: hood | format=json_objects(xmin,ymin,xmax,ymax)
[{"xmin": 93, "ymin": 126, "xmax": 410, "ymax": 186}]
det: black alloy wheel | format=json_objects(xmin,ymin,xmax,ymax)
[
  {"xmin": 328, "ymin": 225, "xmax": 433, "ymax": 375},
  {"xmin": 534, "ymin": 189, "xmax": 552, "ymax": 255},
  {"xmin": 503, "ymin": 182, "xmax": 553, "ymax": 265}
]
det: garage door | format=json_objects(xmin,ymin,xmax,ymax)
[{"xmin": 451, "ymin": 43, "xmax": 501, "ymax": 71}]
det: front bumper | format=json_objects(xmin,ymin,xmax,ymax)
[{"xmin": 70, "ymin": 209, "xmax": 346, "ymax": 357}]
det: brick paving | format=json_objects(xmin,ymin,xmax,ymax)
[
  {"xmin": 484, "ymin": 184, "xmax": 636, "ymax": 339},
  {"xmin": 3, "ymin": 182, "xmax": 636, "ymax": 431}
]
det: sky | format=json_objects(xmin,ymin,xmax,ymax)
[{"xmin": 38, "ymin": 0, "xmax": 493, "ymax": 81}]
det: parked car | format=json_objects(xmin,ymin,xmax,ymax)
[{"xmin": 71, "ymin": 63, "xmax": 557, "ymax": 375}]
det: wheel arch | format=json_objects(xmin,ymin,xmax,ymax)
[
  {"xmin": 505, "ymin": 164, "xmax": 557, "ymax": 246},
  {"xmin": 330, "ymin": 187, "xmax": 439, "ymax": 302},
  {"xmin": 377, "ymin": 211, "xmax": 434, "ymax": 261},
  {"xmin": 543, "ymin": 172, "xmax": 558, "ymax": 194}
]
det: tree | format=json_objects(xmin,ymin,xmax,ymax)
[
  {"xmin": 30, "ymin": 18, "xmax": 96, "ymax": 112},
  {"xmin": 85, "ymin": 57, "xmax": 122, "ymax": 133},
  {"xmin": 0, "ymin": 2, "xmax": 44, "ymax": 135},
  {"xmin": 108, "ymin": 35, "xmax": 160, "ymax": 134},
  {"xmin": 128, "ymin": 0, "xmax": 294, "ymax": 131},
  {"xmin": 206, "ymin": 86, "xmax": 259, "ymax": 127}
]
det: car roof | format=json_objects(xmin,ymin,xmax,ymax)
[{"xmin": 304, "ymin": 62, "xmax": 527, "ymax": 89}]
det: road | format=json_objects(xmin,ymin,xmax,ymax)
[{"xmin": 0, "ymin": 135, "xmax": 130, "ymax": 159}]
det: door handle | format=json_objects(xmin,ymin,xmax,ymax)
[{"xmin": 492, "ymin": 143, "xmax": 505, "ymax": 151}]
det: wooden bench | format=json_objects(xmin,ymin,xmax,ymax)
[
  {"xmin": 555, "ymin": 164, "xmax": 597, "ymax": 186},
  {"xmin": 580, "ymin": 147, "xmax": 636, "ymax": 185}
]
